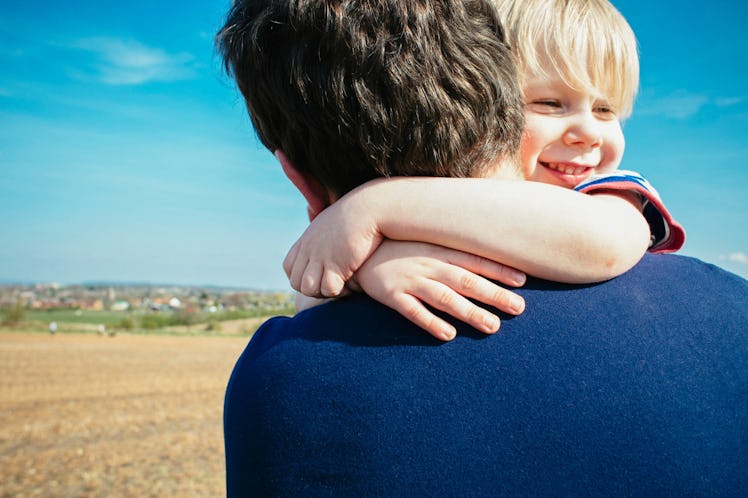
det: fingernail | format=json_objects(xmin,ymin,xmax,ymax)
[
  {"xmin": 441, "ymin": 325, "xmax": 456, "ymax": 341},
  {"xmin": 483, "ymin": 315, "xmax": 500, "ymax": 332},
  {"xmin": 512, "ymin": 271, "xmax": 526, "ymax": 286},
  {"xmin": 510, "ymin": 295, "xmax": 525, "ymax": 314}
]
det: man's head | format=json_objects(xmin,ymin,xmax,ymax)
[{"xmin": 217, "ymin": 0, "xmax": 524, "ymax": 202}]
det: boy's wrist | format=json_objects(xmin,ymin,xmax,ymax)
[{"xmin": 341, "ymin": 177, "xmax": 394, "ymax": 238}]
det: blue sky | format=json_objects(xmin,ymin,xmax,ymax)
[{"xmin": 1, "ymin": 0, "xmax": 746, "ymax": 290}]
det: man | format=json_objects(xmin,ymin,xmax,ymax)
[{"xmin": 218, "ymin": 0, "xmax": 747, "ymax": 495}]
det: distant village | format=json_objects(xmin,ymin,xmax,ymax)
[{"xmin": 0, "ymin": 282, "xmax": 294, "ymax": 315}]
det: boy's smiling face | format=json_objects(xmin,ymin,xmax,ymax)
[{"xmin": 520, "ymin": 71, "xmax": 625, "ymax": 189}]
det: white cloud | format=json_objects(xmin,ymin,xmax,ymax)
[
  {"xmin": 638, "ymin": 91, "xmax": 709, "ymax": 119},
  {"xmin": 720, "ymin": 252, "xmax": 748, "ymax": 264},
  {"xmin": 714, "ymin": 97, "xmax": 745, "ymax": 108},
  {"xmin": 638, "ymin": 91, "xmax": 747, "ymax": 119},
  {"xmin": 67, "ymin": 37, "xmax": 196, "ymax": 85}
]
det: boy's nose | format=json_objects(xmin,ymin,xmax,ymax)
[{"xmin": 563, "ymin": 112, "xmax": 602, "ymax": 149}]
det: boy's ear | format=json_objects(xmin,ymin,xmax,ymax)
[{"xmin": 275, "ymin": 150, "xmax": 332, "ymax": 221}]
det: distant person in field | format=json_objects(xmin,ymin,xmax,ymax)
[
  {"xmin": 49, "ymin": 321, "xmax": 57, "ymax": 335},
  {"xmin": 217, "ymin": 0, "xmax": 748, "ymax": 494},
  {"xmin": 284, "ymin": 0, "xmax": 686, "ymax": 340}
]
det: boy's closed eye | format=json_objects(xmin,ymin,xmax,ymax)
[
  {"xmin": 593, "ymin": 101, "xmax": 618, "ymax": 119},
  {"xmin": 526, "ymin": 99, "xmax": 562, "ymax": 112}
]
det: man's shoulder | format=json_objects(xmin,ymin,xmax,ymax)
[
  {"xmin": 510, "ymin": 253, "xmax": 747, "ymax": 351},
  {"xmin": 233, "ymin": 253, "xmax": 747, "ymax": 376},
  {"xmin": 621, "ymin": 253, "xmax": 747, "ymax": 293},
  {"xmin": 245, "ymin": 254, "xmax": 747, "ymax": 353},
  {"xmin": 527, "ymin": 253, "xmax": 746, "ymax": 293},
  {"xmin": 230, "ymin": 294, "xmax": 428, "ymax": 376},
  {"xmin": 255, "ymin": 293, "xmax": 437, "ymax": 344},
  {"xmin": 637, "ymin": 252, "xmax": 745, "ymax": 276}
]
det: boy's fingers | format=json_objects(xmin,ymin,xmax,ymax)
[
  {"xmin": 390, "ymin": 294, "xmax": 457, "ymax": 341},
  {"xmin": 414, "ymin": 280, "xmax": 501, "ymax": 335},
  {"xmin": 488, "ymin": 263, "xmax": 526, "ymax": 288},
  {"xmin": 435, "ymin": 264, "xmax": 525, "ymax": 317},
  {"xmin": 462, "ymin": 275, "xmax": 525, "ymax": 316},
  {"xmin": 320, "ymin": 269, "xmax": 346, "ymax": 298},
  {"xmin": 299, "ymin": 261, "xmax": 324, "ymax": 297},
  {"xmin": 288, "ymin": 258, "xmax": 305, "ymax": 292},
  {"xmin": 447, "ymin": 251, "xmax": 526, "ymax": 288},
  {"xmin": 283, "ymin": 241, "xmax": 301, "ymax": 278}
]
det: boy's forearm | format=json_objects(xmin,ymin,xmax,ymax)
[{"xmin": 353, "ymin": 177, "xmax": 650, "ymax": 283}]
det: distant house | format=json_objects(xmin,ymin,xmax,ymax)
[
  {"xmin": 111, "ymin": 301, "xmax": 130, "ymax": 311},
  {"xmin": 79, "ymin": 299, "xmax": 104, "ymax": 311}
]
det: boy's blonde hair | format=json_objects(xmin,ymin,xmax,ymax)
[{"xmin": 493, "ymin": 0, "xmax": 639, "ymax": 118}]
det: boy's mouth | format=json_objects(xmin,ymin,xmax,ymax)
[
  {"xmin": 539, "ymin": 161, "xmax": 594, "ymax": 187},
  {"xmin": 541, "ymin": 161, "xmax": 592, "ymax": 176}
]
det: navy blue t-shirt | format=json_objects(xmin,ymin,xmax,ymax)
[{"xmin": 224, "ymin": 254, "xmax": 747, "ymax": 496}]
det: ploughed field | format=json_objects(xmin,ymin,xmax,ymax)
[{"xmin": 0, "ymin": 332, "xmax": 249, "ymax": 497}]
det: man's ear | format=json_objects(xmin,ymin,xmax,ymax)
[{"xmin": 275, "ymin": 150, "xmax": 332, "ymax": 221}]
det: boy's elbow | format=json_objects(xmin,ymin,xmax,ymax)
[
  {"xmin": 559, "ymin": 210, "xmax": 649, "ymax": 284},
  {"xmin": 595, "ymin": 213, "xmax": 651, "ymax": 281}
]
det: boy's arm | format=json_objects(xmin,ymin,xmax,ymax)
[
  {"xmin": 362, "ymin": 177, "xmax": 651, "ymax": 284},
  {"xmin": 284, "ymin": 176, "xmax": 650, "ymax": 297}
]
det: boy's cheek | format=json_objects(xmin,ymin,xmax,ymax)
[
  {"xmin": 600, "ymin": 125, "xmax": 625, "ymax": 173},
  {"xmin": 518, "ymin": 130, "xmax": 541, "ymax": 181}
]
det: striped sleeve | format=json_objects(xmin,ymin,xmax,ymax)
[{"xmin": 574, "ymin": 170, "xmax": 686, "ymax": 253}]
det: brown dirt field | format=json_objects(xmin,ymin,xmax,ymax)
[
  {"xmin": 164, "ymin": 317, "xmax": 268, "ymax": 335},
  {"xmin": 0, "ymin": 332, "xmax": 250, "ymax": 498}
]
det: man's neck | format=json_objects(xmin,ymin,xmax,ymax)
[{"xmin": 482, "ymin": 157, "xmax": 523, "ymax": 180}]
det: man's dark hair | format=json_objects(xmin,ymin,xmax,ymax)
[{"xmin": 217, "ymin": 0, "xmax": 524, "ymax": 196}]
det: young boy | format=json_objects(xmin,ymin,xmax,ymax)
[{"xmin": 284, "ymin": 0, "xmax": 685, "ymax": 341}]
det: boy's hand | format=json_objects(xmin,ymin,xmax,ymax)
[
  {"xmin": 284, "ymin": 191, "xmax": 383, "ymax": 298},
  {"xmin": 356, "ymin": 240, "xmax": 526, "ymax": 341}
]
